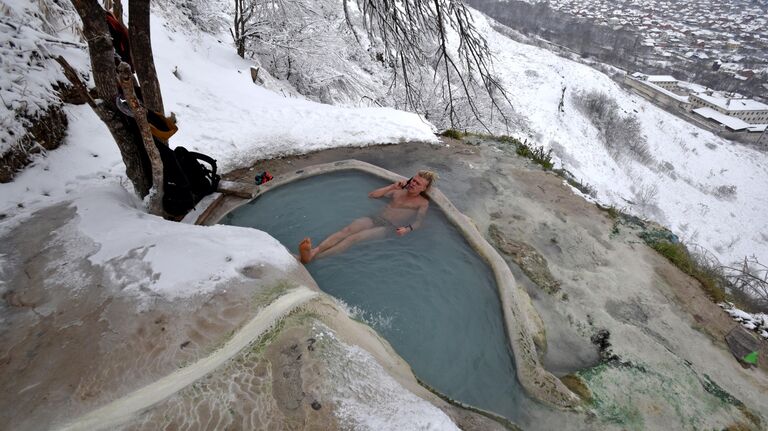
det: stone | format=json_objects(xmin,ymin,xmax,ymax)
[
  {"xmin": 488, "ymin": 223, "xmax": 561, "ymax": 294},
  {"xmin": 726, "ymin": 326, "xmax": 761, "ymax": 367}
]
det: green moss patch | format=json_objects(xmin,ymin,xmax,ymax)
[
  {"xmin": 440, "ymin": 129, "xmax": 464, "ymax": 139},
  {"xmin": 639, "ymin": 233, "xmax": 726, "ymax": 303}
]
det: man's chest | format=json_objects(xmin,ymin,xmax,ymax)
[{"xmin": 389, "ymin": 193, "xmax": 422, "ymax": 209}]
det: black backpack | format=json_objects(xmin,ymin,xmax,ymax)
[{"xmin": 155, "ymin": 142, "xmax": 221, "ymax": 217}]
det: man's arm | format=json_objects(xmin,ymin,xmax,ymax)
[
  {"xmin": 368, "ymin": 180, "xmax": 405, "ymax": 199},
  {"xmin": 410, "ymin": 201, "xmax": 429, "ymax": 230}
]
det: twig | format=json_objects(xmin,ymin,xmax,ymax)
[{"xmin": 54, "ymin": 55, "xmax": 99, "ymax": 111}]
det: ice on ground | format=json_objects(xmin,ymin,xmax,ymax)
[
  {"xmin": 313, "ymin": 323, "xmax": 459, "ymax": 430},
  {"xmin": 72, "ymin": 184, "xmax": 297, "ymax": 299}
]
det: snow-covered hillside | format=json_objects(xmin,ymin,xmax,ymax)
[
  {"xmin": 2, "ymin": 2, "xmax": 767, "ymax": 428},
  {"xmin": 0, "ymin": 10, "xmax": 436, "ymax": 222},
  {"xmin": 0, "ymin": 3, "xmax": 444, "ymax": 427},
  {"xmin": 0, "ymin": 1, "xmax": 82, "ymax": 154},
  {"xmin": 471, "ymin": 13, "xmax": 768, "ymax": 267},
  {"xmin": 2, "ymin": 2, "xmax": 766, "ymax": 269},
  {"xmin": 0, "ymin": 1, "xmax": 437, "ymax": 303}
]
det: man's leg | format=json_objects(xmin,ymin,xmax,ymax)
[
  {"xmin": 314, "ymin": 226, "xmax": 387, "ymax": 260},
  {"xmin": 299, "ymin": 217, "xmax": 374, "ymax": 263}
]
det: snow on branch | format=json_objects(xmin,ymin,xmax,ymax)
[{"xmin": 233, "ymin": 0, "xmax": 516, "ymax": 132}]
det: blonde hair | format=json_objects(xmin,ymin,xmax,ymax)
[{"xmin": 417, "ymin": 170, "xmax": 438, "ymax": 190}]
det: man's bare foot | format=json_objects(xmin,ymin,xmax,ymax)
[{"xmin": 299, "ymin": 237, "xmax": 313, "ymax": 263}]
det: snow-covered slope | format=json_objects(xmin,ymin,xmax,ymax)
[
  {"xmin": 0, "ymin": 1, "xmax": 82, "ymax": 153},
  {"xmin": 473, "ymin": 13, "xmax": 768, "ymax": 266},
  {"xmin": 0, "ymin": 11, "xmax": 436, "ymax": 223},
  {"xmin": 0, "ymin": 0, "xmax": 438, "ymax": 316},
  {"xmin": 150, "ymin": 19, "xmax": 437, "ymax": 169},
  {"xmin": 0, "ymin": 4, "xmax": 444, "ymax": 427},
  {"xmin": 3, "ymin": 1, "xmax": 766, "ymax": 268}
]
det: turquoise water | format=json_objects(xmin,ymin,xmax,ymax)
[{"xmin": 221, "ymin": 171, "xmax": 529, "ymax": 422}]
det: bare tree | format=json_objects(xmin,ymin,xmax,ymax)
[
  {"xmin": 230, "ymin": 0, "xmax": 254, "ymax": 58},
  {"xmin": 724, "ymin": 257, "xmax": 768, "ymax": 312},
  {"xmin": 235, "ymin": 0, "xmax": 513, "ymax": 130},
  {"xmin": 574, "ymin": 90, "xmax": 652, "ymax": 164},
  {"xmin": 60, "ymin": 0, "xmax": 165, "ymax": 215}
]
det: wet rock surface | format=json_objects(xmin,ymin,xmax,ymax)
[
  {"xmin": 0, "ymin": 204, "xmax": 309, "ymax": 430},
  {"xmin": 488, "ymin": 223, "xmax": 562, "ymax": 294},
  {"xmin": 3, "ymin": 137, "xmax": 768, "ymax": 430},
  {"xmin": 224, "ymin": 138, "xmax": 768, "ymax": 429}
]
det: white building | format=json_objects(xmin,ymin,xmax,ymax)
[
  {"xmin": 631, "ymin": 73, "xmax": 680, "ymax": 91},
  {"xmin": 690, "ymin": 93, "xmax": 768, "ymax": 124}
]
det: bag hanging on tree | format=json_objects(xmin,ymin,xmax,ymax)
[{"xmin": 154, "ymin": 142, "xmax": 220, "ymax": 217}]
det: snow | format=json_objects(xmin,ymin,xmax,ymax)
[
  {"xmin": 0, "ymin": 1, "xmax": 85, "ymax": 153},
  {"xmin": 74, "ymin": 185, "xmax": 298, "ymax": 300},
  {"xmin": 476, "ymin": 11, "xmax": 768, "ymax": 266},
  {"xmin": 726, "ymin": 308, "xmax": 754, "ymax": 321},
  {"xmin": 721, "ymin": 303, "xmax": 768, "ymax": 339},
  {"xmin": 150, "ymin": 16, "xmax": 436, "ymax": 171},
  {"xmin": 692, "ymin": 107, "xmax": 751, "ymax": 131},
  {"xmin": 640, "ymin": 80, "xmax": 689, "ymax": 103},
  {"xmin": 314, "ymin": 323, "xmax": 460, "ymax": 431},
  {"xmin": 0, "ymin": 4, "xmax": 437, "ymax": 304},
  {"xmin": 647, "ymin": 75, "xmax": 677, "ymax": 82},
  {"xmin": 694, "ymin": 93, "xmax": 768, "ymax": 112}
]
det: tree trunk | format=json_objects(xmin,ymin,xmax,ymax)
[
  {"xmin": 72, "ymin": 0, "xmax": 119, "ymax": 104},
  {"xmin": 232, "ymin": 0, "xmax": 246, "ymax": 58},
  {"xmin": 117, "ymin": 62, "xmax": 164, "ymax": 216},
  {"xmin": 129, "ymin": 0, "xmax": 164, "ymax": 114},
  {"xmin": 70, "ymin": 0, "xmax": 152, "ymax": 197}
]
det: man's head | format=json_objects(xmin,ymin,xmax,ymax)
[{"xmin": 406, "ymin": 170, "xmax": 438, "ymax": 195}]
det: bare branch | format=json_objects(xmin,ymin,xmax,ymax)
[
  {"xmin": 116, "ymin": 62, "xmax": 165, "ymax": 216},
  {"xmin": 55, "ymin": 56, "xmax": 100, "ymax": 112}
]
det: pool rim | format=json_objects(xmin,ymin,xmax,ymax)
[{"xmin": 196, "ymin": 159, "xmax": 579, "ymax": 409}]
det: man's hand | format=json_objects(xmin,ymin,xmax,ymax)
[
  {"xmin": 395, "ymin": 226, "xmax": 410, "ymax": 236},
  {"xmin": 393, "ymin": 180, "xmax": 407, "ymax": 189}
]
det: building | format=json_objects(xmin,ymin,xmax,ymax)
[
  {"xmin": 625, "ymin": 73, "xmax": 689, "ymax": 109},
  {"xmin": 691, "ymin": 107, "xmax": 766, "ymax": 132},
  {"xmin": 646, "ymin": 75, "xmax": 679, "ymax": 91},
  {"xmin": 624, "ymin": 71, "xmax": 767, "ymax": 144},
  {"xmin": 689, "ymin": 93, "xmax": 768, "ymax": 124}
]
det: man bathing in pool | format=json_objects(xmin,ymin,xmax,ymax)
[{"xmin": 298, "ymin": 170, "xmax": 437, "ymax": 263}]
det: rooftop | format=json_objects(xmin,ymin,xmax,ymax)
[
  {"xmin": 694, "ymin": 94, "xmax": 768, "ymax": 112},
  {"xmin": 693, "ymin": 107, "xmax": 751, "ymax": 130},
  {"xmin": 647, "ymin": 74, "xmax": 678, "ymax": 82}
]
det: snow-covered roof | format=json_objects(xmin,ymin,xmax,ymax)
[
  {"xmin": 647, "ymin": 75, "xmax": 677, "ymax": 82},
  {"xmin": 693, "ymin": 93, "xmax": 768, "ymax": 112},
  {"xmin": 641, "ymin": 81, "xmax": 689, "ymax": 102},
  {"xmin": 692, "ymin": 107, "xmax": 751, "ymax": 130}
]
